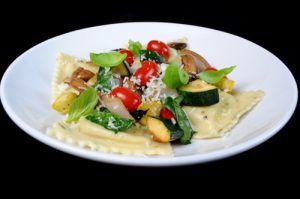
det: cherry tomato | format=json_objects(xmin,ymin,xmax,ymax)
[
  {"xmin": 205, "ymin": 67, "xmax": 217, "ymax": 71},
  {"xmin": 134, "ymin": 60, "xmax": 159, "ymax": 86},
  {"xmin": 160, "ymin": 108, "xmax": 175, "ymax": 120},
  {"xmin": 110, "ymin": 87, "xmax": 141, "ymax": 112},
  {"xmin": 119, "ymin": 49, "xmax": 134, "ymax": 66},
  {"xmin": 147, "ymin": 40, "xmax": 170, "ymax": 60}
]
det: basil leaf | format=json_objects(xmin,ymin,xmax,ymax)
[
  {"xmin": 128, "ymin": 40, "xmax": 142, "ymax": 55},
  {"xmin": 161, "ymin": 96, "xmax": 194, "ymax": 144},
  {"xmin": 162, "ymin": 62, "xmax": 189, "ymax": 88},
  {"xmin": 66, "ymin": 87, "xmax": 98, "ymax": 123},
  {"xmin": 198, "ymin": 66, "xmax": 236, "ymax": 84},
  {"xmin": 86, "ymin": 108, "xmax": 133, "ymax": 133},
  {"xmin": 90, "ymin": 52, "xmax": 126, "ymax": 67},
  {"xmin": 94, "ymin": 67, "xmax": 119, "ymax": 93}
]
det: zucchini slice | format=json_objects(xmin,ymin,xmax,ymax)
[
  {"xmin": 178, "ymin": 79, "xmax": 219, "ymax": 106},
  {"xmin": 112, "ymin": 61, "xmax": 131, "ymax": 76},
  {"xmin": 147, "ymin": 117, "xmax": 171, "ymax": 143},
  {"xmin": 159, "ymin": 118, "xmax": 183, "ymax": 141},
  {"xmin": 147, "ymin": 117, "xmax": 183, "ymax": 142}
]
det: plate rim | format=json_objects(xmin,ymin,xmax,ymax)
[{"xmin": 0, "ymin": 22, "xmax": 298, "ymax": 166}]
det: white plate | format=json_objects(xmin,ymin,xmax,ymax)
[{"xmin": 0, "ymin": 22, "xmax": 297, "ymax": 166}]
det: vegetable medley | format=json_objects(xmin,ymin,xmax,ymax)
[{"xmin": 52, "ymin": 39, "xmax": 236, "ymax": 144}]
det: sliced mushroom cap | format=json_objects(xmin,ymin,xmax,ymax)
[
  {"xmin": 72, "ymin": 67, "xmax": 95, "ymax": 81},
  {"xmin": 68, "ymin": 78, "xmax": 88, "ymax": 92},
  {"xmin": 181, "ymin": 54, "xmax": 199, "ymax": 74},
  {"xmin": 180, "ymin": 49, "xmax": 211, "ymax": 72},
  {"xmin": 167, "ymin": 42, "xmax": 187, "ymax": 50}
]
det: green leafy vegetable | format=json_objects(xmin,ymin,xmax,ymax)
[
  {"xmin": 66, "ymin": 87, "xmax": 98, "ymax": 123},
  {"xmin": 128, "ymin": 40, "xmax": 142, "ymax": 55},
  {"xmin": 94, "ymin": 67, "xmax": 119, "ymax": 93},
  {"xmin": 139, "ymin": 50, "xmax": 164, "ymax": 63},
  {"xmin": 90, "ymin": 52, "xmax": 126, "ymax": 67},
  {"xmin": 162, "ymin": 96, "xmax": 194, "ymax": 144},
  {"xmin": 198, "ymin": 66, "xmax": 236, "ymax": 84},
  {"xmin": 86, "ymin": 108, "xmax": 134, "ymax": 133},
  {"xmin": 163, "ymin": 62, "xmax": 189, "ymax": 88}
]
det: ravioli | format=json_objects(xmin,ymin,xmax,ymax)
[
  {"xmin": 183, "ymin": 90, "xmax": 264, "ymax": 138},
  {"xmin": 49, "ymin": 53, "xmax": 172, "ymax": 156},
  {"xmin": 49, "ymin": 52, "xmax": 264, "ymax": 156},
  {"xmin": 47, "ymin": 118, "xmax": 172, "ymax": 155},
  {"xmin": 52, "ymin": 53, "xmax": 99, "ymax": 101}
]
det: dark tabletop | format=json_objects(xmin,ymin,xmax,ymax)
[{"xmin": 0, "ymin": 1, "xmax": 299, "ymax": 185}]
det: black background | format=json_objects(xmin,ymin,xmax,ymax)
[{"xmin": 0, "ymin": 1, "xmax": 299, "ymax": 186}]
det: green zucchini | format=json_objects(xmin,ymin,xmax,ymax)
[
  {"xmin": 159, "ymin": 118, "xmax": 183, "ymax": 141},
  {"xmin": 147, "ymin": 117, "xmax": 171, "ymax": 143},
  {"xmin": 147, "ymin": 117, "xmax": 183, "ymax": 142},
  {"xmin": 178, "ymin": 79, "xmax": 219, "ymax": 106},
  {"xmin": 139, "ymin": 50, "xmax": 164, "ymax": 63},
  {"xmin": 112, "ymin": 61, "xmax": 131, "ymax": 76}
]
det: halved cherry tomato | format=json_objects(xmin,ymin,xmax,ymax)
[
  {"xmin": 134, "ymin": 60, "xmax": 159, "ymax": 86},
  {"xmin": 110, "ymin": 87, "xmax": 141, "ymax": 112},
  {"xmin": 119, "ymin": 49, "xmax": 134, "ymax": 66},
  {"xmin": 160, "ymin": 108, "xmax": 175, "ymax": 120},
  {"xmin": 205, "ymin": 66, "xmax": 217, "ymax": 71},
  {"xmin": 147, "ymin": 40, "xmax": 170, "ymax": 60}
]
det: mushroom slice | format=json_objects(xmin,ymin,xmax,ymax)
[
  {"xmin": 181, "ymin": 54, "xmax": 199, "ymax": 74},
  {"xmin": 71, "ymin": 67, "xmax": 95, "ymax": 81},
  {"xmin": 68, "ymin": 78, "xmax": 88, "ymax": 92},
  {"xmin": 181, "ymin": 49, "xmax": 211, "ymax": 72},
  {"xmin": 167, "ymin": 42, "xmax": 187, "ymax": 50}
]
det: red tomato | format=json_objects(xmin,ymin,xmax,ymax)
[
  {"xmin": 205, "ymin": 67, "xmax": 218, "ymax": 71},
  {"xmin": 119, "ymin": 49, "xmax": 134, "ymax": 66},
  {"xmin": 160, "ymin": 108, "xmax": 175, "ymax": 120},
  {"xmin": 134, "ymin": 60, "xmax": 159, "ymax": 86},
  {"xmin": 147, "ymin": 40, "xmax": 170, "ymax": 60},
  {"xmin": 110, "ymin": 87, "xmax": 141, "ymax": 112}
]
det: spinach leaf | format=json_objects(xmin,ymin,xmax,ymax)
[
  {"xmin": 86, "ymin": 108, "xmax": 134, "ymax": 133},
  {"xmin": 139, "ymin": 50, "xmax": 164, "ymax": 63},
  {"xmin": 66, "ymin": 87, "xmax": 98, "ymax": 123},
  {"xmin": 94, "ymin": 67, "xmax": 119, "ymax": 93},
  {"xmin": 90, "ymin": 52, "xmax": 126, "ymax": 67},
  {"xmin": 162, "ymin": 96, "xmax": 194, "ymax": 144}
]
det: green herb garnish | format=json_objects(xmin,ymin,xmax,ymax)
[
  {"xmin": 198, "ymin": 66, "xmax": 236, "ymax": 84},
  {"xmin": 90, "ymin": 52, "xmax": 126, "ymax": 67},
  {"xmin": 163, "ymin": 62, "xmax": 189, "ymax": 89},
  {"xmin": 128, "ymin": 40, "xmax": 142, "ymax": 55},
  {"xmin": 66, "ymin": 87, "xmax": 98, "ymax": 122}
]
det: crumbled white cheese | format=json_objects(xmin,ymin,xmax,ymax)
[
  {"xmin": 168, "ymin": 48, "xmax": 182, "ymax": 64},
  {"xmin": 107, "ymin": 120, "xmax": 117, "ymax": 130},
  {"xmin": 160, "ymin": 63, "xmax": 169, "ymax": 76},
  {"xmin": 171, "ymin": 118, "xmax": 176, "ymax": 125},
  {"xmin": 122, "ymin": 76, "xmax": 129, "ymax": 88},
  {"xmin": 130, "ymin": 58, "xmax": 141, "ymax": 73},
  {"xmin": 58, "ymin": 82, "xmax": 69, "ymax": 91},
  {"xmin": 141, "ymin": 62, "xmax": 179, "ymax": 102},
  {"xmin": 130, "ymin": 75, "xmax": 141, "ymax": 86},
  {"xmin": 166, "ymin": 37, "xmax": 188, "ymax": 44}
]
